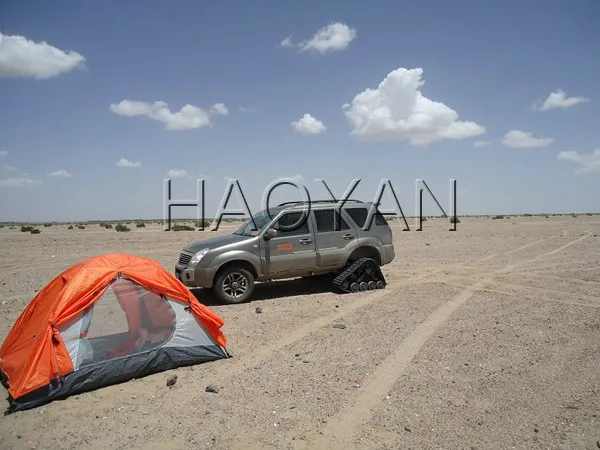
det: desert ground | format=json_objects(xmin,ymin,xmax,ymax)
[{"xmin": 0, "ymin": 215, "xmax": 599, "ymax": 449}]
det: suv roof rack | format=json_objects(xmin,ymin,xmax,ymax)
[{"xmin": 277, "ymin": 199, "xmax": 365, "ymax": 207}]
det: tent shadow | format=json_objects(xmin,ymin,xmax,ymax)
[{"xmin": 190, "ymin": 275, "xmax": 337, "ymax": 306}]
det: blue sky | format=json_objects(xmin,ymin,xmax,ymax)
[{"xmin": 0, "ymin": 0, "xmax": 599, "ymax": 222}]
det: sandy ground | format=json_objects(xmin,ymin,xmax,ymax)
[{"xmin": 0, "ymin": 216, "xmax": 599, "ymax": 449}]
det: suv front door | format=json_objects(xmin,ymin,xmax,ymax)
[
  {"xmin": 263, "ymin": 211, "xmax": 317, "ymax": 276},
  {"xmin": 312, "ymin": 208, "xmax": 357, "ymax": 268}
]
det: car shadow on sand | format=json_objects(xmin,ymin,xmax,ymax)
[{"xmin": 190, "ymin": 275, "xmax": 338, "ymax": 306}]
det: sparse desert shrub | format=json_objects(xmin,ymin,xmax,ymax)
[
  {"xmin": 115, "ymin": 223, "xmax": 130, "ymax": 232},
  {"xmin": 195, "ymin": 220, "xmax": 211, "ymax": 228},
  {"xmin": 0, "ymin": 224, "xmax": 4, "ymax": 228},
  {"xmin": 136, "ymin": 222, "xmax": 145, "ymax": 228},
  {"xmin": 586, "ymin": 213, "xmax": 592, "ymax": 216},
  {"xmin": 68, "ymin": 225, "xmax": 73, "ymax": 230},
  {"xmin": 545, "ymin": 215, "xmax": 549, "ymax": 218},
  {"xmin": 572, "ymin": 213, "xmax": 578, "ymax": 218},
  {"xmin": 492, "ymin": 215, "xmax": 504, "ymax": 220},
  {"xmin": 43, "ymin": 223, "xmax": 52, "ymax": 227},
  {"xmin": 21, "ymin": 225, "xmax": 34, "ymax": 232},
  {"xmin": 172, "ymin": 224, "xmax": 195, "ymax": 231},
  {"xmin": 77, "ymin": 225, "xmax": 85, "ymax": 229},
  {"xmin": 30, "ymin": 228, "xmax": 41, "ymax": 234},
  {"xmin": 449, "ymin": 217, "xmax": 461, "ymax": 224},
  {"xmin": 524, "ymin": 213, "xmax": 532, "ymax": 217}
]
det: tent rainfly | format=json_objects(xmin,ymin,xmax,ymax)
[{"xmin": 0, "ymin": 252, "xmax": 229, "ymax": 413}]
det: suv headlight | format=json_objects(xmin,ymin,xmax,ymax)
[{"xmin": 190, "ymin": 248, "xmax": 209, "ymax": 265}]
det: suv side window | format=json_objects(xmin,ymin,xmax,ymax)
[
  {"xmin": 346, "ymin": 206, "xmax": 387, "ymax": 228},
  {"xmin": 314, "ymin": 209, "xmax": 350, "ymax": 232},
  {"xmin": 273, "ymin": 211, "xmax": 310, "ymax": 236},
  {"xmin": 346, "ymin": 207, "xmax": 368, "ymax": 227},
  {"xmin": 374, "ymin": 211, "xmax": 388, "ymax": 226}
]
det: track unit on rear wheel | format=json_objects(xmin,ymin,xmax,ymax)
[{"xmin": 332, "ymin": 257, "xmax": 387, "ymax": 293}]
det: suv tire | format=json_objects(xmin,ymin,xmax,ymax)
[{"xmin": 213, "ymin": 266, "xmax": 255, "ymax": 304}]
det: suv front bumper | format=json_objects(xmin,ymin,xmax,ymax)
[{"xmin": 175, "ymin": 264, "xmax": 216, "ymax": 288}]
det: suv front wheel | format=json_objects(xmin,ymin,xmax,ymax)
[{"xmin": 213, "ymin": 266, "xmax": 255, "ymax": 304}]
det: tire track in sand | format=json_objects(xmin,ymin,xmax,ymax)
[
  {"xmin": 205, "ymin": 235, "xmax": 568, "ymax": 383},
  {"xmin": 440, "ymin": 280, "xmax": 600, "ymax": 310},
  {"xmin": 311, "ymin": 232, "xmax": 591, "ymax": 449},
  {"xmin": 476, "ymin": 235, "xmax": 557, "ymax": 262}
]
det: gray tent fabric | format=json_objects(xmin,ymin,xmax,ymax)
[{"xmin": 5, "ymin": 344, "xmax": 228, "ymax": 413}]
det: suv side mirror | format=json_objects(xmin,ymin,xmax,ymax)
[{"xmin": 263, "ymin": 228, "xmax": 277, "ymax": 241}]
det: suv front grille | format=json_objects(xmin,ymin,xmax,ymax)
[{"xmin": 178, "ymin": 252, "xmax": 192, "ymax": 265}]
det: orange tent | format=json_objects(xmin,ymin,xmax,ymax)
[{"xmin": 0, "ymin": 252, "xmax": 229, "ymax": 413}]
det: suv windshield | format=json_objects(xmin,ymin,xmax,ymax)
[{"xmin": 234, "ymin": 207, "xmax": 284, "ymax": 236}]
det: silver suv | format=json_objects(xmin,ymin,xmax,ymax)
[{"xmin": 174, "ymin": 200, "xmax": 395, "ymax": 303}]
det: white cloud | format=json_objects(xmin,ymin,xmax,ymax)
[
  {"xmin": 109, "ymin": 100, "xmax": 214, "ymax": 131},
  {"xmin": 210, "ymin": 103, "xmax": 228, "ymax": 115},
  {"xmin": 0, "ymin": 177, "xmax": 42, "ymax": 188},
  {"xmin": 239, "ymin": 105, "xmax": 255, "ymax": 113},
  {"xmin": 534, "ymin": 89, "xmax": 590, "ymax": 111},
  {"xmin": 4, "ymin": 165, "xmax": 16, "ymax": 171},
  {"xmin": 298, "ymin": 23, "xmax": 356, "ymax": 54},
  {"xmin": 291, "ymin": 113, "xmax": 327, "ymax": 135},
  {"xmin": 166, "ymin": 169, "xmax": 188, "ymax": 178},
  {"xmin": 0, "ymin": 150, "xmax": 8, "ymax": 157},
  {"xmin": 279, "ymin": 35, "xmax": 294, "ymax": 48},
  {"xmin": 116, "ymin": 158, "xmax": 141, "ymax": 168},
  {"xmin": 473, "ymin": 140, "xmax": 492, "ymax": 147},
  {"xmin": 557, "ymin": 149, "xmax": 600, "ymax": 173},
  {"xmin": 342, "ymin": 67, "xmax": 486, "ymax": 146},
  {"xmin": 502, "ymin": 130, "xmax": 554, "ymax": 148},
  {"xmin": 0, "ymin": 32, "xmax": 86, "ymax": 79},
  {"xmin": 47, "ymin": 169, "xmax": 73, "ymax": 177}
]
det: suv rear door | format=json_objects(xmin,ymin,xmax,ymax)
[
  {"xmin": 263, "ymin": 210, "xmax": 317, "ymax": 276},
  {"xmin": 312, "ymin": 208, "xmax": 357, "ymax": 268}
]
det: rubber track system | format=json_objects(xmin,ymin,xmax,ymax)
[{"xmin": 332, "ymin": 257, "xmax": 386, "ymax": 293}]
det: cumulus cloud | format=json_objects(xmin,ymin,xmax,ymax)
[
  {"xmin": 0, "ymin": 177, "xmax": 42, "ymax": 188},
  {"xmin": 4, "ymin": 165, "xmax": 16, "ymax": 171},
  {"xmin": 210, "ymin": 103, "xmax": 228, "ymax": 115},
  {"xmin": 557, "ymin": 149, "xmax": 600, "ymax": 173},
  {"xmin": 502, "ymin": 130, "xmax": 554, "ymax": 148},
  {"xmin": 473, "ymin": 141, "xmax": 492, "ymax": 147},
  {"xmin": 291, "ymin": 113, "xmax": 326, "ymax": 135},
  {"xmin": 0, "ymin": 150, "xmax": 8, "ymax": 157},
  {"xmin": 110, "ymin": 100, "xmax": 227, "ymax": 131},
  {"xmin": 299, "ymin": 23, "xmax": 356, "ymax": 54},
  {"xmin": 534, "ymin": 89, "xmax": 590, "ymax": 111},
  {"xmin": 47, "ymin": 169, "xmax": 73, "ymax": 177},
  {"xmin": 0, "ymin": 32, "xmax": 86, "ymax": 79},
  {"xmin": 342, "ymin": 68, "xmax": 486, "ymax": 146},
  {"xmin": 280, "ymin": 23, "xmax": 356, "ymax": 54},
  {"xmin": 166, "ymin": 169, "xmax": 188, "ymax": 178},
  {"xmin": 116, "ymin": 158, "xmax": 141, "ymax": 168}
]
